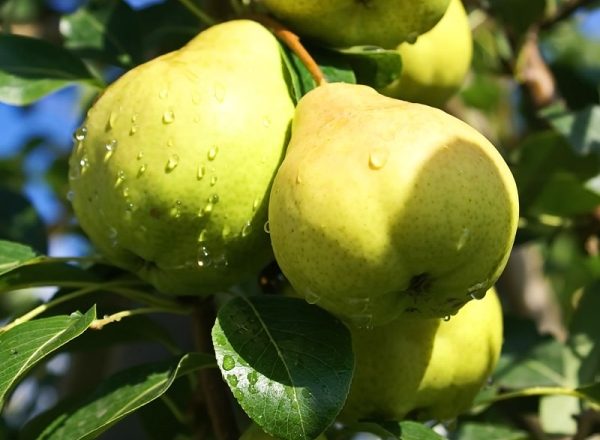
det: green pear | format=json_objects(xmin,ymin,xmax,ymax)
[
  {"xmin": 68, "ymin": 20, "xmax": 295, "ymax": 295},
  {"xmin": 268, "ymin": 83, "xmax": 518, "ymax": 326},
  {"xmin": 260, "ymin": 0, "xmax": 450, "ymax": 49},
  {"xmin": 241, "ymin": 423, "xmax": 327, "ymax": 440},
  {"xmin": 380, "ymin": 0, "xmax": 473, "ymax": 107},
  {"xmin": 341, "ymin": 288, "xmax": 503, "ymax": 421}
]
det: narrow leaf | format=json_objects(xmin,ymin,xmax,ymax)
[
  {"xmin": 0, "ymin": 34, "xmax": 101, "ymax": 105},
  {"xmin": 0, "ymin": 240, "xmax": 39, "ymax": 275},
  {"xmin": 0, "ymin": 306, "xmax": 96, "ymax": 409},
  {"xmin": 29, "ymin": 353, "xmax": 214, "ymax": 440},
  {"xmin": 542, "ymin": 104, "xmax": 600, "ymax": 156},
  {"xmin": 212, "ymin": 296, "xmax": 354, "ymax": 440}
]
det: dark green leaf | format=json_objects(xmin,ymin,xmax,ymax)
[
  {"xmin": 542, "ymin": 105, "xmax": 600, "ymax": 156},
  {"xmin": 568, "ymin": 283, "xmax": 600, "ymax": 385},
  {"xmin": 576, "ymin": 382, "xmax": 600, "ymax": 408},
  {"xmin": 212, "ymin": 295, "xmax": 354, "ymax": 440},
  {"xmin": 0, "ymin": 187, "xmax": 47, "ymax": 253},
  {"xmin": 0, "ymin": 261, "xmax": 97, "ymax": 294},
  {"xmin": 27, "ymin": 352, "xmax": 214, "ymax": 440},
  {"xmin": 453, "ymin": 422, "xmax": 530, "ymax": 440},
  {"xmin": 529, "ymin": 172, "xmax": 600, "ymax": 216},
  {"xmin": 60, "ymin": 0, "xmax": 143, "ymax": 67},
  {"xmin": 333, "ymin": 46, "xmax": 402, "ymax": 89},
  {"xmin": 0, "ymin": 306, "xmax": 96, "ymax": 410},
  {"xmin": 488, "ymin": 0, "xmax": 546, "ymax": 35},
  {"xmin": 0, "ymin": 34, "xmax": 101, "ymax": 105},
  {"xmin": 0, "ymin": 240, "xmax": 39, "ymax": 276}
]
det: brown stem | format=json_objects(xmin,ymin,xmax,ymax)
[
  {"xmin": 249, "ymin": 14, "xmax": 327, "ymax": 86},
  {"xmin": 191, "ymin": 297, "xmax": 239, "ymax": 440}
]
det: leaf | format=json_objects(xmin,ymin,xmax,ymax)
[
  {"xmin": 0, "ymin": 187, "xmax": 47, "ymax": 254},
  {"xmin": 454, "ymin": 422, "xmax": 530, "ymax": 440},
  {"xmin": 0, "ymin": 306, "xmax": 96, "ymax": 410},
  {"xmin": 0, "ymin": 34, "xmax": 101, "ymax": 105},
  {"xmin": 542, "ymin": 104, "xmax": 600, "ymax": 156},
  {"xmin": 540, "ymin": 395, "xmax": 578, "ymax": 435},
  {"xmin": 487, "ymin": 0, "xmax": 546, "ymax": 35},
  {"xmin": 0, "ymin": 261, "xmax": 98, "ymax": 294},
  {"xmin": 60, "ymin": 0, "xmax": 143, "ymax": 67},
  {"xmin": 342, "ymin": 421, "xmax": 442, "ymax": 440},
  {"xmin": 398, "ymin": 421, "xmax": 443, "ymax": 440},
  {"xmin": 333, "ymin": 46, "xmax": 402, "ymax": 89},
  {"xmin": 576, "ymin": 382, "xmax": 600, "ymax": 408},
  {"xmin": 25, "ymin": 352, "xmax": 214, "ymax": 440},
  {"xmin": 0, "ymin": 240, "xmax": 39, "ymax": 276},
  {"xmin": 212, "ymin": 295, "xmax": 354, "ymax": 440},
  {"xmin": 529, "ymin": 172, "xmax": 600, "ymax": 216}
]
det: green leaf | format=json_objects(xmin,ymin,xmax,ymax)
[
  {"xmin": 454, "ymin": 422, "xmax": 529, "ymax": 440},
  {"xmin": 576, "ymin": 382, "xmax": 600, "ymax": 408},
  {"xmin": 0, "ymin": 306, "xmax": 96, "ymax": 410},
  {"xmin": 488, "ymin": 0, "xmax": 546, "ymax": 35},
  {"xmin": 542, "ymin": 104, "xmax": 600, "ymax": 156},
  {"xmin": 0, "ymin": 262, "xmax": 97, "ymax": 294},
  {"xmin": 333, "ymin": 46, "xmax": 402, "ymax": 89},
  {"xmin": 60, "ymin": 0, "xmax": 143, "ymax": 67},
  {"xmin": 26, "ymin": 353, "xmax": 214, "ymax": 440},
  {"xmin": 398, "ymin": 421, "xmax": 443, "ymax": 440},
  {"xmin": 341, "ymin": 420, "xmax": 442, "ymax": 440},
  {"xmin": 0, "ymin": 240, "xmax": 39, "ymax": 276},
  {"xmin": 0, "ymin": 34, "xmax": 101, "ymax": 105},
  {"xmin": 540, "ymin": 395, "xmax": 578, "ymax": 435},
  {"xmin": 529, "ymin": 172, "xmax": 600, "ymax": 216},
  {"xmin": 212, "ymin": 295, "xmax": 354, "ymax": 440},
  {"xmin": 0, "ymin": 187, "xmax": 47, "ymax": 253}
]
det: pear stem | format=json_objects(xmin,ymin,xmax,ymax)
[{"xmin": 250, "ymin": 14, "xmax": 327, "ymax": 86}]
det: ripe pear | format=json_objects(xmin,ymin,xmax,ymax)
[
  {"xmin": 380, "ymin": 0, "xmax": 473, "ymax": 107},
  {"xmin": 68, "ymin": 20, "xmax": 295, "ymax": 295},
  {"xmin": 268, "ymin": 83, "xmax": 518, "ymax": 326},
  {"xmin": 341, "ymin": 288, "xmax": 503, "ymax": 421},
  {"xmin": 241, "ymin": 423, "xmax": 327, "ymax": 440},
  {"xmin": 260, "ymin": 0, "xmax": 450, "ymax": 49}
]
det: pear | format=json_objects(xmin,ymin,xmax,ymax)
[
  {"xmin": 260, "ymin": 0, "xmax": 450, "ymax": 49},
  {"xmin": 68, "ymin": 20, "xmax": 295, "ymax": 295},
  {"xmin": 380, "ymin": 0, "xmax": 473, "ymax": 107},
  {"xmin": 268, "ymin": 83, "xmax": 518, "ymax": 326},
  {"xmin": 341, "ymin": 288, "xmax": 503, "ymax": 422}
]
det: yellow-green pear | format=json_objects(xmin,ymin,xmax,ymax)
[
  {"xmin": 260, "ymin": 0, "xmax": 450, "ymax": 49},
  {"xmin": 68, "ymin": 20, "xmax": 295, "ymax": 295},
  {"xmin": 268, "ymin": 83, "xmax": 518, "ymax": 326},
  {"xmin": 241, "ymin": 423, "xmax": 327, "ymax": 440},
  {"xmin": 381, "ymin": 0, "xmax": 473, "ymax": 107},
  {"xmin": 341, "ymin": 288, "xmax": 503, "ymax": 421}
]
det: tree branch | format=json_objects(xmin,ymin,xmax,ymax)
[{"xmin": 540, "ymin": 0, "xmax": 596, "ymax": 30}]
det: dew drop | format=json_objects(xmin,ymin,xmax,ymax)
[
  {"xmin": 197, "ymin": 164, "xmax": 206, "ymax": 180},
  {"xmin": 114, "ymin": 170, "xmax": 126, "ymax": 187},
  {"xmin": 368, "ymin": 146, "xmax": 390, "ymax": 170},
  {"xmin": 170, "ymin": 200, "xmax": 182, "ymax": 218},
  {"xmin": 167, "ymin": 139, "xmax": 174, "ymax": 148},
  {"xmin": 125, "ymin": 201, "xmax": 134, "ymax": 212},
  {"xmin": 213, "ymin": 82, "xmax": 226, "ymax": 102},
  {"xmin": 208, "ymin": 194, "xmax": 219, "ymax": 204},
  {"xmin": 467, "ymin": 282, "xmax": 487, "ymax": 300},
  {"xmin": 202, "ymin": 203, "xmax": 214, "ymax": 215},
  {"xmin": 207, "ymin": 146, "xmax": 218, "ymax": 161},
  {"xmin": 252, "ymin": 197, "xmax": 260, "ymax": 211},
  {"xmin": 222, "ymin": 355, "xmax": 235, "ymax": 371},
  {"xmin": 69, "ymin": 166, "xmax": 81, "ymax": 181},
  {"xmin": 443, "ymin": 315, "xmax": 451, "ymax": 322},
  {"xmin": 122, "ymin": 186, "xmax": 130, "ymax": 198},
  {"xmin": 210, "ymin": 176, "xmax": 218, "ymax": 186},
  {"xmin": 108, "ymin": 227, "xmax": 118, "ymax": 247},
  {"xmin": 129, "ymin": 125, "xmax": 137, "ymax": 135},
  {"xmin": 162, "ymin": 109, "xmax": 175, "ymax": 124},
  {"xmin": 165, "ymin": 154, "xmax": 179, "ymax": 172},
  {"xmin": 73, "ymin": 126, "xmax": 87, "ymax": 142},
  {"xmin": 295, "ymin": 172, "xmax": 302, "ymax": 184},
  {"xmin": 222, "ymin": 224, "xmax": 232, "ymax": 238},
  {"xmin": 79, "ymin": 156, "xmax": 90, "ymax": 174},
  {"xmin": 106, "ymin": 112, "xmax": 117, "ymax": 130},
  {"xmin": 136, "ymin": 151, "xmax": 144, "ymax": 160},
  {"xmin": 263, "ymin": 221, "xmax": 270, "ymax": 234},
  {"xmin": 158, "ymin": 89, "xmax": 168, "ymax": 99},
  {"xmin": 198, "ymin": 229, "xmax": 208, "ymax": 243},
  {"xmin": 104, "ymin": 139, "xmax": 118, "ymax": 162},
  {"xmin": 227, "ymin": 374, "xmax": 238, "ymax": 387},
  {"xmin": 457, "ymin": 227, "xmax": 470, "ymax": 251},
  {"xmin": 197, "ymin": 246, "xmax": 212, "ymax": 267},
  {"xmin": 241, "ymin": 221, "xmax": 252, "ymax": 237},
  {"xmin": 66, "ymin": 190, "xmax": 75, "ymax": 201},
  {"xmin": 247, "ymin": 371, "xmax": 258, "ymax": 385},
  {"xmin": 304, "ymin": 288, "xmax": 320, "ymax": 305},
  {"xmin": 131, "ymin": 114, "xmax": 138, "ymax": 123},
  {"xmin": 137, "ymin": 164, "xmax": 147, "ymax": 176},
  {"xmin": 406, "ymin": 32, "xmax": 419, "ymax": 44}
]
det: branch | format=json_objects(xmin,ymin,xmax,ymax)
[
  {"xmin": 191, "ymin": 297, "xmax": 239, "ymax": 440},
  {"xmin": 540, "ymin": 0, "xmax": 596, "ymax": 30}
]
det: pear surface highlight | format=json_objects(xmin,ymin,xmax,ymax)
[
  {"xmin": 260, "ymin": 0, "xmax": 450, "ymax": 49},
  {"xmin": 381, "ymin": 0, "xmax": 473, "ymax": 106},
  {"xmin": 341, "ymin": 288, "xmax": 503, "ymax": 421},
  {"xmin": 268, "ymin": 83, "xmax": 518, "ymax": 325},
  {"xmin": 69, "ymin": 20, "xmax": 295, "ymax": 295}
]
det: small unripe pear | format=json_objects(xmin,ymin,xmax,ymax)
[{"xmin": 69, "ymin": 20, "xmax": 295, "ymax": 295}]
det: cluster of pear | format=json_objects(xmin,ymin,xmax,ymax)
[{"xmin": 68, "ymin": 0, "xmax": 518, "ymax": 436}]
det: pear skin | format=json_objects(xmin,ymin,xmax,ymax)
[
  {"xmin": 69, "ymin": 20, "xmax": 295, "ymax": 295},
  {"xmin": 341, "ymin": 289, "xmax": 503, "ymax": 422},
  {"xmin": 268, "ymin": 83, "xmax": 518, "ymax": 325}
]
